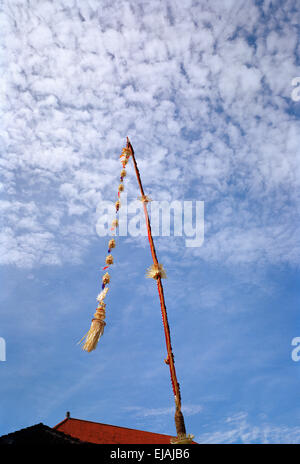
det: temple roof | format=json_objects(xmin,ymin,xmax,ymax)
[
  {"xmin": 54, "ymin": 416, "xmax": 182, "ymax": 444},
  {"xmin": 0, "ymin": 415, "xmax": 197, "ymax": 444}
]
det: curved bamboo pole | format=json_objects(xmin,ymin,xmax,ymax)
[{"xmin": 126, "ymin": 137, "xmax": 193, "ymax": 443}]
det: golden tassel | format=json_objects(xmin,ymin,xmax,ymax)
[
  {"xmin": 146, "ymin": 263, "xmax": 167, "ymax": 279},
  {"xmin": 118, "ymin": 183, "xmax": 124, "ymax": 192},
  {"xmin": 81, "ymin": 303, "xmax": 106, "ymax": 352},
  {"xmin": 120, "ymin": 169, "xmax": 127, "ymax": 178}
]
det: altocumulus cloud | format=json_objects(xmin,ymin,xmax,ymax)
[
  {"xmin": 0, "ymin": 0, "xmax": 299, "ymax": 268},
  {"xmin": 198, "ymin": 412, "xmax": 300, "ymax": 444}
]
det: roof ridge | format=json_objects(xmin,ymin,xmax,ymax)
[
  {"xmin": 0, "ymin": 422, "xmax": 85, "ymax": 443},
  {"xmin": 52, "ymin": 417, "xmax": 69, "ymax": 429},
  {"xmin": 0, "ymin": 422, "xmax": 45, "ymax": 439},
  {"xmin": 54, "ymin": 417, "xmax": 175, "ymax": 437}
]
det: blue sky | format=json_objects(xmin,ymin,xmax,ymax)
[{"xmin": 1, "ymin": 0, "xmax": 300, "ymax": 444}]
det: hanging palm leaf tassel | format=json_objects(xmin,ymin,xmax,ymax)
[
  {"xmin": 81, "ymin": 303, "xmax": 106, "ymax": 352},
  {"xmin": 80, "ymin": 144, "xmax": 130, "ymax": 352}
]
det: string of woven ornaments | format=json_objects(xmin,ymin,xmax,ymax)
[
  {"xmin": 80, "ymin": 147, "xmax": 131, "ymax": 352},
  {"xmin": 79, "ymin": 139, "xmax": 193, "ymax": 444}
]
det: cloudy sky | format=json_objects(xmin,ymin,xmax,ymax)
[{"xmin": 1, "ymin": 0, "xmax": 300, "ymax": 444}]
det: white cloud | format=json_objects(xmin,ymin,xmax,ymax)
[
  {"xmin": 0, "ymin": 0, "xmax": 299, "ymax": 269},
  {"xmin": 198, "ymin": 412, "xmax": 300, "ymax": 444},
  {"xmin": 124, "ymin": 404, "xmax": 203, "ymax": 418}
]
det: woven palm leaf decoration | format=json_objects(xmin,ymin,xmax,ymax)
[
  {"xmin": 80, "ymin": 146, "xmax": 130, "ymax": 352},
  {"xmin": 80, "ymin": 138, "xmax": 193, "ymax": 444}
]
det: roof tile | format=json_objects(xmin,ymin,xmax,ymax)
[{"xmin": 54, "ymin": 417, "xmax": 196, "ymax": 444}]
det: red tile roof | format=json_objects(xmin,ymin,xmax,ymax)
[{"xmin": 54, "ymin": 417, "xmax": 196, "ymax": 444}]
